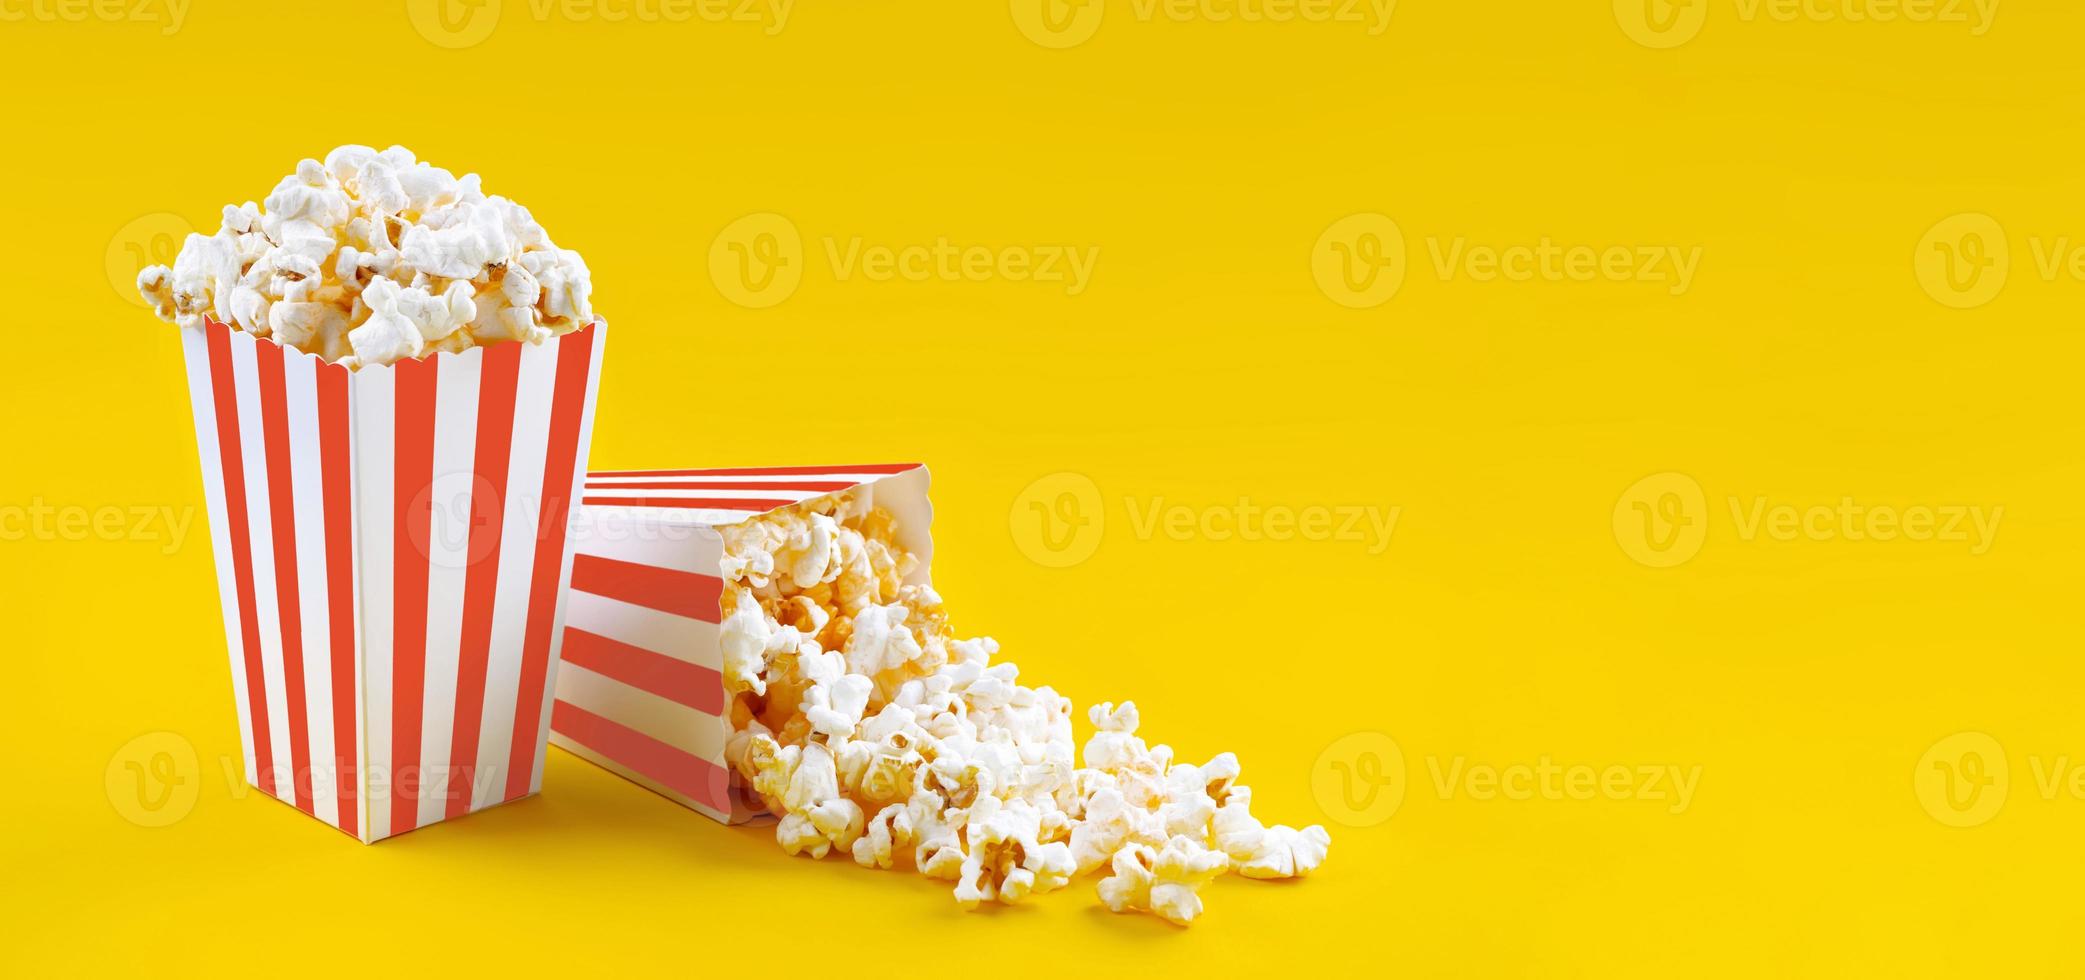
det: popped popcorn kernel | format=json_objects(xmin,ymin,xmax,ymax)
[
  {"xmin": 1097, "ymin": 836, "xmax": 1231, "ymax": 927},
  {"xmin": 137, "ymin": 146, "xmax": 600, "ymax": 368},
  {"xmin": 718, "ymin": 488, "xmax": 1330, "ymax": 923}
]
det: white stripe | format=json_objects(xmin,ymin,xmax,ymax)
[
  {"xmin": 468, "ymin": 340, "xmax": 556, "ymax": 811},
  {"xmin": 284, "ymin": 349, "xmax": 338, "ymax": 827},
  {"xmin": 340, "ymin": 363, "xmax": 368, "ymax": 841},
  {"xmin": 418, "ymin": 348, "xmax": 482, "ymax": 826},
  {"xmin": 530, "ymin": 327, "xmax": 608, "ymax": 795},
  {"xmin": 572, "ymin": 509, "xmax": 723, "ymax": 574},
  {"xmin": 562, "ymin": 591, "xmax": 720, "ymax": 669},
  {"xmin": 555, "ymin": 662, "xmax": 727, "ymax": 762},
  {"xmin": 580, "ymin": 487, "xmax": 828, "ymax": 502},
  {"xmin": 586, "ymin": 476, "xmax": 870, "ymax": 486},
  {"xmin": 181, "ymin": 326, "xmax": 257, "ymax": 784},
  {"xmin": 576, "ymin": 504, "xmax": 775, "ymax": 527},
  {"xmin": 230, "ymin": 331, "xmax": 293, "ymax": 803},
  {"xmin": 353, "ymin": 362, "xmax": 396, "ymax": 841},
  {"xmin": 586, "ymin": 469, "xmax": 916, "ymax": 485}
]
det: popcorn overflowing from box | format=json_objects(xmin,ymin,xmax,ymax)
[
  {"xmin": 562, "ymin": 465, "xmax": 1329, "ymax": 924},
  {"xmin": 143, "ymin": 148, "xmax": 606, "ymax": 840},
  {"xmin": 138, "ymin": 145, "xmax": 595, "ymax": 368}
]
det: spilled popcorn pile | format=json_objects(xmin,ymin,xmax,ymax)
[
  {"xmin": 137, "ymin": 146, "xmax": 596, "ymax": 369},
  {"xmin": 719, "ymin": 491, "xmax": 1329, "ymax": 925}
]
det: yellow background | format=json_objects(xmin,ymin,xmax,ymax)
[{"xmin": 3, "ymin": 1, "xmax": 2079, "ymax": 975}]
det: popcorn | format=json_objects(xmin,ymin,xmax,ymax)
[
  {"xmin": 1212, "ymin": 787, "xmax": 1332, "ymax": 880},
  {"xmin": 137, "ymin": 146, "xmax": 600, "ymax": 369},
  {"xmin": 719, "ymin": 488, "xmax": 1330, "ymax": 925},
  {"xmin": 1096, "ymin": 836, "xmax": 1231, "ymax": 926},
  {"xmin": 1238, "ymin": 824, "xmax": 1332, "ymax": 880}
]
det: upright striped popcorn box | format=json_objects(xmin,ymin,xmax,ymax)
[
  {"xmin": 180, "ymin": 319, "xmax": 606, "ymax": 841},
  {"xmin": 551, "ymin": 463, "xmax": 930, "ymax": 822}
]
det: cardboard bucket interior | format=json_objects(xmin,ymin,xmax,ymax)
[
  {"xmin": 179, "ymin": 319, "xmax": 606, "ymax": 842},
  {"xmin": 551, "ymin": 464, "xmax": 932, "ymax": 823}
]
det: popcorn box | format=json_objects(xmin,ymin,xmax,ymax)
[
  {"xmin": 179, "ymin": 319, "xmax": 606, "ymax": 841},
  {"xmin": 551, "ymin": 463, "xmax": 931, "ymax": 822}
]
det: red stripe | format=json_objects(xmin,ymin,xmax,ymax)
[
  {"xmin": 446, "ymin": 342, "xmax": 521, "ymax": 820},
  {"xmin": 581, "ymin": 480, "xmax": 859, "ymax": 492},
  {"xmin": 506, "ymin": 324, "xmax": 599, "ymax": 802},
  {"xmin": 257, "ymin": 342, "xmax": 314, "ymax": 815},
  {"xmin": 205, "ymin": 322, "xmax": 276, "ymax": 797},
  {"xmin": 569, "ymin": 553, "xmax": 723, "ymax": 623},
  {"xmin": 550, "ymin": 699, "xmax": 730, "ymax": 812},
  {"xmin": 579, "ymin": 496, "xmax": 801, "ymax": 512},
  {"xmin": 391, "ymin": 354, "xmax": 440, "ymax": 833},
  {"xmin": 586, "ymin": 464, "xmax": 919, "ymax": 477},
  {"xmin": 316, "ymin": 360, "xmax": 358, "ymax": 838},
  {"xmin": 561, "ymin": 627, "xmax": 723, "ymax": 714}
]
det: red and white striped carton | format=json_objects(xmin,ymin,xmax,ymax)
[
  {"xmin": 552, "ymin": 463, "xmax": 932, "ymax": 823},
  {"xmin": 179, "ymin": 318, "xmax": 607, "ymax": 842}
]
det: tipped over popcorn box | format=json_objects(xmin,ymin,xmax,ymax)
[
  {"xmin": 149, "ymin": 146, "xmax": 610, "ymax": 840},
  {"xmin": 180, "ymin": 320, "xmax": 605, "ymax": 840},
  {"xmin": 553, "ymin": 463, "xmax": 1329, "ymax": 925},
  {"xmin": 551, "ymin": 464, "xmax": 931, "ymax": 822}
]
